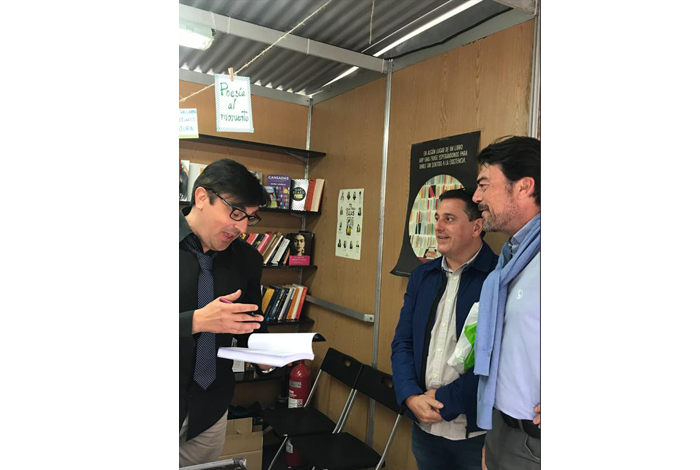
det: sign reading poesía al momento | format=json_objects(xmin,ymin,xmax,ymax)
[{"xmin": 214, "ymin": 74, "xmax": 254, "ymax": 133}]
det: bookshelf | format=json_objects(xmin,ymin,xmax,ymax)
[{"xmin": 180, "ymin": 134, "xmax": 325, "ymax": 329}]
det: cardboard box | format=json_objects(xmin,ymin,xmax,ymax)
[
  {"xmin": 219, "ymin": 450, "xmax": 262, "ymax": 470},
  {"xmin": 220, "ymin": 417, "xmax": 263, "ymax": 457}
]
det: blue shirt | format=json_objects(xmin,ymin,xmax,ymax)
[
  {"xmin": 475, "ymin": 214, "xmax": 541, "ymax": 428},
  {"xmin": 493, "ymin": 216, "xmax": 540, "ymax": 418}
]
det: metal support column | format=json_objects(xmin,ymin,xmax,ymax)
[
  {"xmin": 528, "ymin": 13, "xmax": 541, "ymax": 139},
  {"xmin": 367, "ymin": 60, "xmax": 393, "ymax": 448}
]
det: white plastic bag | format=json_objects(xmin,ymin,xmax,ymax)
[{"xmin": 447, "ymin": 302, "xmax": 479, "ymax": 374}]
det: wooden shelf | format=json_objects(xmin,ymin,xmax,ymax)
[
  {"xmin": 265, "ymin": 316, "xmax": 314, "ymax": 326},
  {"xmin": 258, "ymin": 206, "xmax": 321, "ymax": 216},
  {"xmin": 182, "ymin": 133, "xmax": 326, "ymax": 160},
  {"xmin": 262, "ymin": 265, "xmax": 316, "ymax": 271},
  {"xmin": 233, "ymin": 367, "xmax": 286, "ymax": 384}
]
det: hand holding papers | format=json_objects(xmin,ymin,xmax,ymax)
[{"xmin": 217, "ymin": 332, "xmax": 326, "ymax": 367}]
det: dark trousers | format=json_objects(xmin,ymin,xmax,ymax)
[
  {"xmin": 411, "ymin": 422, "xmax": 485, "ymax": 470},
  {"xmin": 484, "ymin": 409, "xmax": 541, "ymax": 470}
]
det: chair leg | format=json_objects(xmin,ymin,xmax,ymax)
[
  {"xmin": 374, "ymin": 415, "xmax": 402, "ymax": 470},
  {"xmin": 266, "ymin": 437, "xmax": 287, "ymax": 470}
]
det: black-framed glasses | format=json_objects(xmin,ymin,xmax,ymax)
[{"xmin": 207, "ymin": 189, "xmax": 262, "ymax": 226}]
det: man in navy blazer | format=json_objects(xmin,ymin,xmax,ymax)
[{"xmin": 392, "ymin": 188, "xmax": 497, "ymax": 470}]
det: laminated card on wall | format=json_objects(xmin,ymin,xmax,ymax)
[{"xmin": 215, "ymin": 74, "xmax": 254, "ymax": 133}]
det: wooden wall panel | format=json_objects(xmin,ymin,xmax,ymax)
[
  {"xmin": 179, "ymin": 80, "xmax": 307, "ymax": 149},
  {"xmin": 374, "ymin": 21, "xmax": 535, "ymax": 470},
  {"xmin": 305, "ymin": 77, "xmax": 387, "ymax": 441}
]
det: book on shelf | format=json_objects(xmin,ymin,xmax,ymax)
[
  {"xmin": 265, "ymin": 174, "xmax": 291, "ymax": 210},
  {"xmin": 277, "ymin": 286, "xmax": 294, "ymax": 322},
  {"xmin": 262, "ymin": 232, "xmax": 284, "ymax": 265},
  {"xmin": 267, "ymin": 286, "xmax": 289, "ymax": 321},
  {"xmin": 260, "ymin": 284, "xmax": 309, "ymax": 322},
  {"xmin": 309, "ymin": 178, "xmax": 325, "ymax": 212},
  {"xmin": 255, "ymin": 232, "xmax": 273, "ymax": 255},
  {"xmin": 180, "ymin": 160, "xmax": 190, "ymax": 202},
  {"xmin": 186, "ymin": 162, "xmax": 208, "ymax": 201},
  {"xmin": 217, "ymin": 332, "xmax": 326, "ymax": 367},
  {"xmin": 250, "ymin": 170, "xmax": 263, "ymax": 184},
  {"xmin": 300, "ymin": 178, "xmax": 325, "ymax": 212},
  {"xmin": 263, "ymin": 186, "xmax": 278, "ymax": 209},
  {"xmin": 287, "ymin": 231, "xmax": 314, "ymax": 266},
  {"xmin": 287, "ymin": 284, "xmax": 308, "ymax": 321},
  {"xmin": 270, "ymin": 237, "xmax": 290, "ymax": 266},
  {"xmin": 281, "ymin": 247, "xmax": 291, "ymax": 266},
  {"xmin": 261, "ymin": 287, "xmax": 275, "ymax": 314},
  {"xmin": 291, "ymin": 179, "xmax": 309, "ymax": 211}
]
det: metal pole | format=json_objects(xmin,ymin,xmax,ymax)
[
  {"xmin": 367, "ymin": 60, "xmax": 393, "ymax": 448},
  {"xmin": 528, "ymin": 13, "xmax": 540, "ymax": 139}
]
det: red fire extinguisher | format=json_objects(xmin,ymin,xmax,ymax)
[{"xmin": 285, "ymin": 361, "xmax": 311, "ymax": 467}]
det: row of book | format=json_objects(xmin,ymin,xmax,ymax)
[
  {"xmin": 289, "ymin": 178, "xmax": 325, "ymax": 212},
  {"xmin": 264, "ymin": 176, "xmax": 325, "ymax": 212},
  {"xmin": 241, "ymin": 231, "xmax": 314, "ymax": 266},
  {"xmin": 261, "ymin": 284, "xmax": 308, "ymax": 322}
]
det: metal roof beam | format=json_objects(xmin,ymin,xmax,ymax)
[
  {"xmin": 179, "ymin": 4, "xmax": 386, "ymax": 74},
  {"xmin": 492, "ymin": 0, "xmax": 538, "ymax": 16}
]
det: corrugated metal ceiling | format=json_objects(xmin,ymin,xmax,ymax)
[{"xmin": 179, "ymin": 0, "xmax": 511, "ymax": 96}]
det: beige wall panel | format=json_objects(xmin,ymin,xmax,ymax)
[
  {"xmin": 179, "ymin": 80, "xmax": 307, "ymax": 149},
  {"xmin": 304, "ymin": 77, "xmax": 387, "ymax": 440},
  {"xmin": 375, "ymin": 21, "xmax": 534, "ymax": 470}
]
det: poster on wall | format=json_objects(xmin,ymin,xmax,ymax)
[
  {"xmin": 390, "ymin": 131, "xmax": 480, "ymax": 277},
  {"xmin": 214, "ymin": 74, "xmax": 254, "ymax": 133},
  {"xmin": 179, "ymin": 108, "xmax": 199, "ymax": 139},
  {"xmin": 335, "ymin": 188, "xmax": 364, "ymax": 260}
]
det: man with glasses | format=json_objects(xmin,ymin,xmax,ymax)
[{"xmin": 179, "ymin": 158, "xmax": 270, "ymax": 466}]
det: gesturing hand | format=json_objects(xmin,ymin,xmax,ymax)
[
  {"xmin": 192, "ymin": 290, "xmax": 264, "ymax": 335},
  {"xmin": 406, "ymin": 391, "xmax": 443, "ymax": 424}
]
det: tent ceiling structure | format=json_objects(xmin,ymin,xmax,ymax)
[{"xmin": 179, "ymin": 0, "xmax": 535, "ymax": 104}]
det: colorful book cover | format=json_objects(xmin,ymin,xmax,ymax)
[
  {"xmin": 263, "ymin": 186, "xmax": 278, "ymax": 209},
  {"xmin": 266, "ymin": 175, "xmax": 291, "ymax": 209},
  {"xmin": 287, "ymin": 231, "xmax": 314, "ymax": 266},
  {"xmin": 291, "ymin": 179, "xmax": 309, "ymax": 211},
  {"xmin": 179, "ymin": 160, "xmax": 190, "ymax": 201}
]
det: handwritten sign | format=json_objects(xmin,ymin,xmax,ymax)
[
  {"xmin": 179, "ymin": 108, "xmax": 199, "ymax": 139},
  {"xmin": 214, "ymin": 74, "xmax": 254, "ymax": 133}
]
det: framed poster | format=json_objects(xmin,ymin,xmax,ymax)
[{"xmin": 390, "ymin": 131, "xmax": 480, "ymax": 276}]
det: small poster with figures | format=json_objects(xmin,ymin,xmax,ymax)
[{"xmin": 335, "ymin": 188, "xmax": 364, "ymax": 260}]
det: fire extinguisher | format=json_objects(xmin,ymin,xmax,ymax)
[{"xmin": 285, "ymin": 361, "xmax": 311, "ymax": 467}]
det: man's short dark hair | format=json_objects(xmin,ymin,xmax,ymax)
[
  {"xmin": 439, "ymin": 188, "xmax": 481, "ymax": 220},
  {"xmin": 190, "ymin": 159, "xmax": 269, "ymax": 207},
  {"xmin": 476, "ymin": 136, "xmax": 540, "ymax": 206}
]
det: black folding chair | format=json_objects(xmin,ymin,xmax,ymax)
[
  {"xmin": 289, "ymin": 366, "xmax": 404, "ymax": 470},
  {"xmin": 261, "ymin": 348, "xmax": 364, "ymax": 470}
]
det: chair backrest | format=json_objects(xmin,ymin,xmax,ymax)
[
  {"xmin": 354, "ymin": 366, "xmax": 403, "ymax": 414},
  {"xmin": 319, "ymin": 347, "xmax": 364, "ymax": 389}
]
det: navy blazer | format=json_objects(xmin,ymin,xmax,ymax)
[{"xmin": 391, "ymin": 243, "xmax": 497, "ymax": 434}]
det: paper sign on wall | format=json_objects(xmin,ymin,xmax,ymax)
[
  {"xmin": 214, "ymin": 74, "xmax": 254, "ymax": 133},
  {"xmin": 335, "ymin": 188, "xmax": 364, "ymax": 260},
  {"xmin": 179, "ymin": 108, "xmax": 199, "ymax": 139}
]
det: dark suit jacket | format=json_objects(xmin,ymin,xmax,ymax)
[{"xmin": 179, "ymin": 208, "xmax": 265, "ymax": 440}]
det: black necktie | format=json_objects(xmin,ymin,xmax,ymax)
[{"xmin": 186, "ymin": 236, "xmax": 217, "ymax": 390}]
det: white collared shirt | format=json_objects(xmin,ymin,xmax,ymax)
[{"xmin": 419, "ymin": 248, "xmax": 485, "ymax": 440}]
